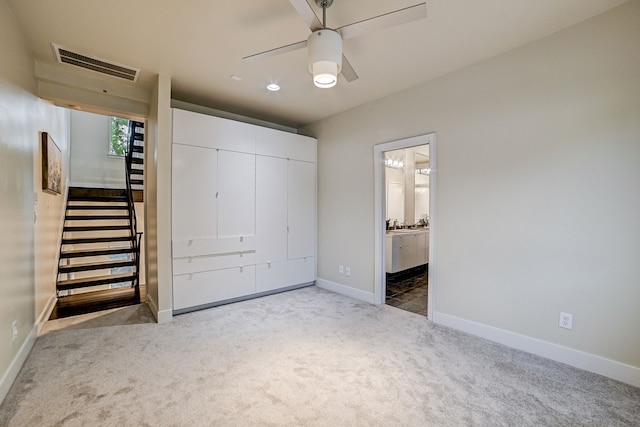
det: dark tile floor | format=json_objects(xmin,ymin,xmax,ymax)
[{"xmin": 385, "ymin": 265, "xmax": 428, "ymax": 316}]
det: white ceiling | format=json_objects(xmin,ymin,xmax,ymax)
[{"xmin": 7, "ymin": 0, "xmax": 627, "ymax": 128}]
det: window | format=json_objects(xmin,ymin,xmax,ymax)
[{"xmin": 108, "ymin": 116, "xmax": 130, "ymax": 156}]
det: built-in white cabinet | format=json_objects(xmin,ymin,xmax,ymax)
[
  {"xmin": 172, "ymin": 144, "xmax": 218, "ymax": 241},
  {"xmin": 256, "ymin": 156, "xmax": 288, "ymax": 264},
  {"xmin": 171, "ymin": 109, "xmax": 317, "ymax": 312},
  {"xmin": 217, "ymin": 150, "xmax": 255, "ymax": 238},
  {"xmin": 287, "ymin": 160, "xmax": 316, "ymax": 260}
]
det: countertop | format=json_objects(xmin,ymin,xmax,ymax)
[{"xmin": 386, "ymin": 228, "xmax": 429, "ymax": 236}]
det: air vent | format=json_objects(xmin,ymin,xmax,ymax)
[{"xmin": 52, "ymin": 44, "xmax": 140, "ymax": 82}]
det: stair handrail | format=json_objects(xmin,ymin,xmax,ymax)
[{"xmin": 125, "ymin": 121, "xmax": 143, "ymax": 287}]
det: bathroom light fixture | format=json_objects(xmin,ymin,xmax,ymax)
[
  {"xmin": 386, "ymin": 158, "xmax": 404, "ymax": 169},
  {"xmin": 307, "ymin": 29, "xmax": 342, "ymax": 88},
  {"xmin": 416, "ymin": 168, "xmax": 431, "ymax": 175},
  {"xmin": 266, "ymin": 83, "xmax": 281, "ymax": 91}
]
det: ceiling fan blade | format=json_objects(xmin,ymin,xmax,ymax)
[
  {"xmin": 337, "ymin": 2, "xmax": 427, "ymax": 41},
  {"xmin": 340, "ymin": 54, "xmax": 359, "ymax": 82},
  {"xmin": 288, "ymin": 0, "xmax": 323, "ymax": 31},
  {"xmin": 243, "ymin": 40, "xmax": 308, "ymax": 62}
]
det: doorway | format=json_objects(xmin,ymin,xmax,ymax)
[{"xmin": 373, "ymin": 134, "xmax": 436, "ymax": 319}]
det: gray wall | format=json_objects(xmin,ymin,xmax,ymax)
[
  {"xmin": 69, "ymin": 110, "xmax": 125, "ymax": 188},
  {"xmin": 303, "ymin": 1, "xmax": 640, "ymax": 372}
]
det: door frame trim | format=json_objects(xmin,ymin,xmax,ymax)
[{"xmin": 373, "ymin": 133, "xmax": 436, "ymax": 319}]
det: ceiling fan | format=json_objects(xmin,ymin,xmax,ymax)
[{"xmin": 243, "ymin": 0, "xmax": 427, "ymax": 88}]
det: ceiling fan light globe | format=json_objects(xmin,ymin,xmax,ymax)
[
  {"xmin": 313, "ymin": 61, "xmax": 338, "ymax": 88},
  {"xmin": 307, "ymin": 29, "xmax": 342, "ymax": 88}
]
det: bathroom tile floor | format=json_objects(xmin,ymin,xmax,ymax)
[{"xmin": 385, "ymin": 265, "xmax": 428, "ymax": 316}]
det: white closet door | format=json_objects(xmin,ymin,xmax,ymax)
[
  {"xmin": 217, "ymin": 150, "xmax": 256, "ymax": 238},
  {"xmin": 288, "ymin": 160, "xmax": 316, "ymax": 259},
  {"xmin": 256, "ymin": 156, "xmax": 287, "ymax": 264},
  {"xmin": 172, "ymin": 144, "xmax": 218, "ymax": 240}
]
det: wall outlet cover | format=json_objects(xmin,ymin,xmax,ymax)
[{"xmin": 559, "ymin": 312, "xmax": 573, "ymax": 330}]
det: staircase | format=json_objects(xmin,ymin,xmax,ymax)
[
  {"xmin": 51, "ymin": 121, "xmax": 144, "ymax": 319},
  {"xmin": 129, "ymin": 121, "xmax": 144, "ymax": 202}
]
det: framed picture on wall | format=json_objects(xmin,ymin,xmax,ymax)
[{"xmin": 41, "ymin": 132, "xmax": 61, "ymax": 195}]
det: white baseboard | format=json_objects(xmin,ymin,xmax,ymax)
[
  {"xmin": 0, "ymin": 325, "xmax": 37, "ymax": 405},
  {"xmin": 36, "ymin": 296, "xmax": 57, "ymax": 335},
  {"xmin": 316, "ymin": 278, "xmax": 376, "ymax": 304},
  {"xmin": 433, "ymin": 311, "xmax": 640, "ymax": 388},
  {"xmin": 146, "ymin": 294, "xmax": 172, "ymax": 324}
]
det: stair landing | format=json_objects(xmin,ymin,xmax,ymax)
[{"xmin": 49, "ymin": 283, "xmax": 146, "ymax": 320}]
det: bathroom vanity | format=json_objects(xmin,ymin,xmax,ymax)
[{"xmin": 385, "ymin": 229, "xmax": 429, "ymax": 273}]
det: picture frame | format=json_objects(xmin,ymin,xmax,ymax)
[{"xmin": 41, "ymin": 132, "xmax": 62, "ymax": 195}]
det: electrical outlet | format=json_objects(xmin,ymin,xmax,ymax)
[
  {"xmin": 559, "ymin": 312, "xmax": 573, "ymax": 330},
  {"xmin": 12, "ymin": 321, "xmax": 18, "ymax": 341},
  {"xmin": 345, "ymin": 267, "xmax": 351, "ymax": 277},
  {"xmin": 338, "ymin": 265, "xmax": 344, "ymax": 275}
]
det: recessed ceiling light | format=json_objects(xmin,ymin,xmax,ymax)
[
  {"xmin": 230, "ymin": 75, "xmax": 242, "ymax": 81},
  {"xmin": 266, "ymin": 83, "xmax": 280, "ymax": 92}
]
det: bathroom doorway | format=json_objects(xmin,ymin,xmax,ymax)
[{"xmin": 373, "ymin": 134, "xmax": 436, "ymax": 319}]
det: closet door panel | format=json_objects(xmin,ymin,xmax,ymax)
[
  {"xmin": 172, "ymin": 144, "xmax": 217, "ymax": 240},
  {"xmin": 217, "ymin": 150, "xmax": 255, "ymax": 238},
  {"xmin": 255, "ymin": 156, "xmax": 288, "ymax": 264},
  {"xmin": 256, "ymin": 127, "xmax": 317, "ymax": 162},
  {"xmin": 288, "ymin": 160, "xmax": 316, "ymax": 260},
  {"xmin": 173, "ymin": 109, "xmax": 256, "ymax": 153}
]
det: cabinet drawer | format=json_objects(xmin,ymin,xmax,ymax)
[
  {"xmin": 173, "ymin": 266, "xmax": 256, "ymax": 310},
  {"xmin": 256, "ymin": 257, "xmax": 315, "ymax": 293},
  {"xmin": 173, "ymin": 252, "xmax": 255, "ymax": 275},
  {"xmin": 172, "ymin": 235, "xmax": 256, "ymax": 258}
]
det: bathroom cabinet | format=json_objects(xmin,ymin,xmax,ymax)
[{"xmin": 386, "ymin": 230, "xmax": 429, "ymax": 273}]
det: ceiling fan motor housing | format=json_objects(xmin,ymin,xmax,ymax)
[{"xmin": 307, "ymin": 29, "xmax": 342, "ymax": 88}]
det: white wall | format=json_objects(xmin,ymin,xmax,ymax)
[
  {"xmin": 302, "ymin": 1, "xmax": 640, "ymax": 379},
  {"xmin": 145, "ymin": 74, "xmax": 173, "ymax": 323},
  {"xmin": 0, "ymin": 0, "xmax": 70, "ymax": 402},
  {"xmin": 70, "ymin": 110, "xmax": 125, "ymax": 188}
]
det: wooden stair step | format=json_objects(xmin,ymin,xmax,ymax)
[
  {"xmin": 58, "ymin": 259, "xmax": 134, "ymax": 274},
  {"xmin": 60, "ymin": 247, "xmax": 133, "ymax": 259},
  {"xmin": 132, "ymin": 190, "xmax": 144, "ymax": 203},
  {"xmin": 130, "ymin": 179, "xmax": 144, "ymax": 185},
  {"xmin": 66, "ymin": 204, "xmax": 128, "ymax": 210},
  {"xmin": 50, "ymin": 287, "xmax": 140, "ymax": 319},
  {"xmin": 131, "ymin": 157, "xmax": 144, "ymax": 164},
  {"xmin": 62, "ymin": 236, "xmax": 134, "ymax": 245},
  {"xmin": 68, "ymin": 195, "xmax": 128, "ymax": 202},
  {"xmin": 68, "ymin": 187, "xmax": 126, "ymax": 197},
  {"xmin": 132, "ymin": 145, "xmax": 143, "ymax": 153},
  {"xmin": 65, "ymin": 214, "xmax": 130, "ymax": 221},
  {"xmin": 57, "ymin": 273, "xmax": 136, "ymax": 291},
  {"xmin": 64, "ymin": 225, "xmax": 130, "ymax": 232}
]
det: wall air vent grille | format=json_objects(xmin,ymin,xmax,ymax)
[{"xmin": 52, "ymin": 44, "xmax": 140, "ymax": 82}]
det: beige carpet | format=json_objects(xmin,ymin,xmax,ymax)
[{"xmin": 1, "ymin": 286, "xmax": 638, "ymax": 426}]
